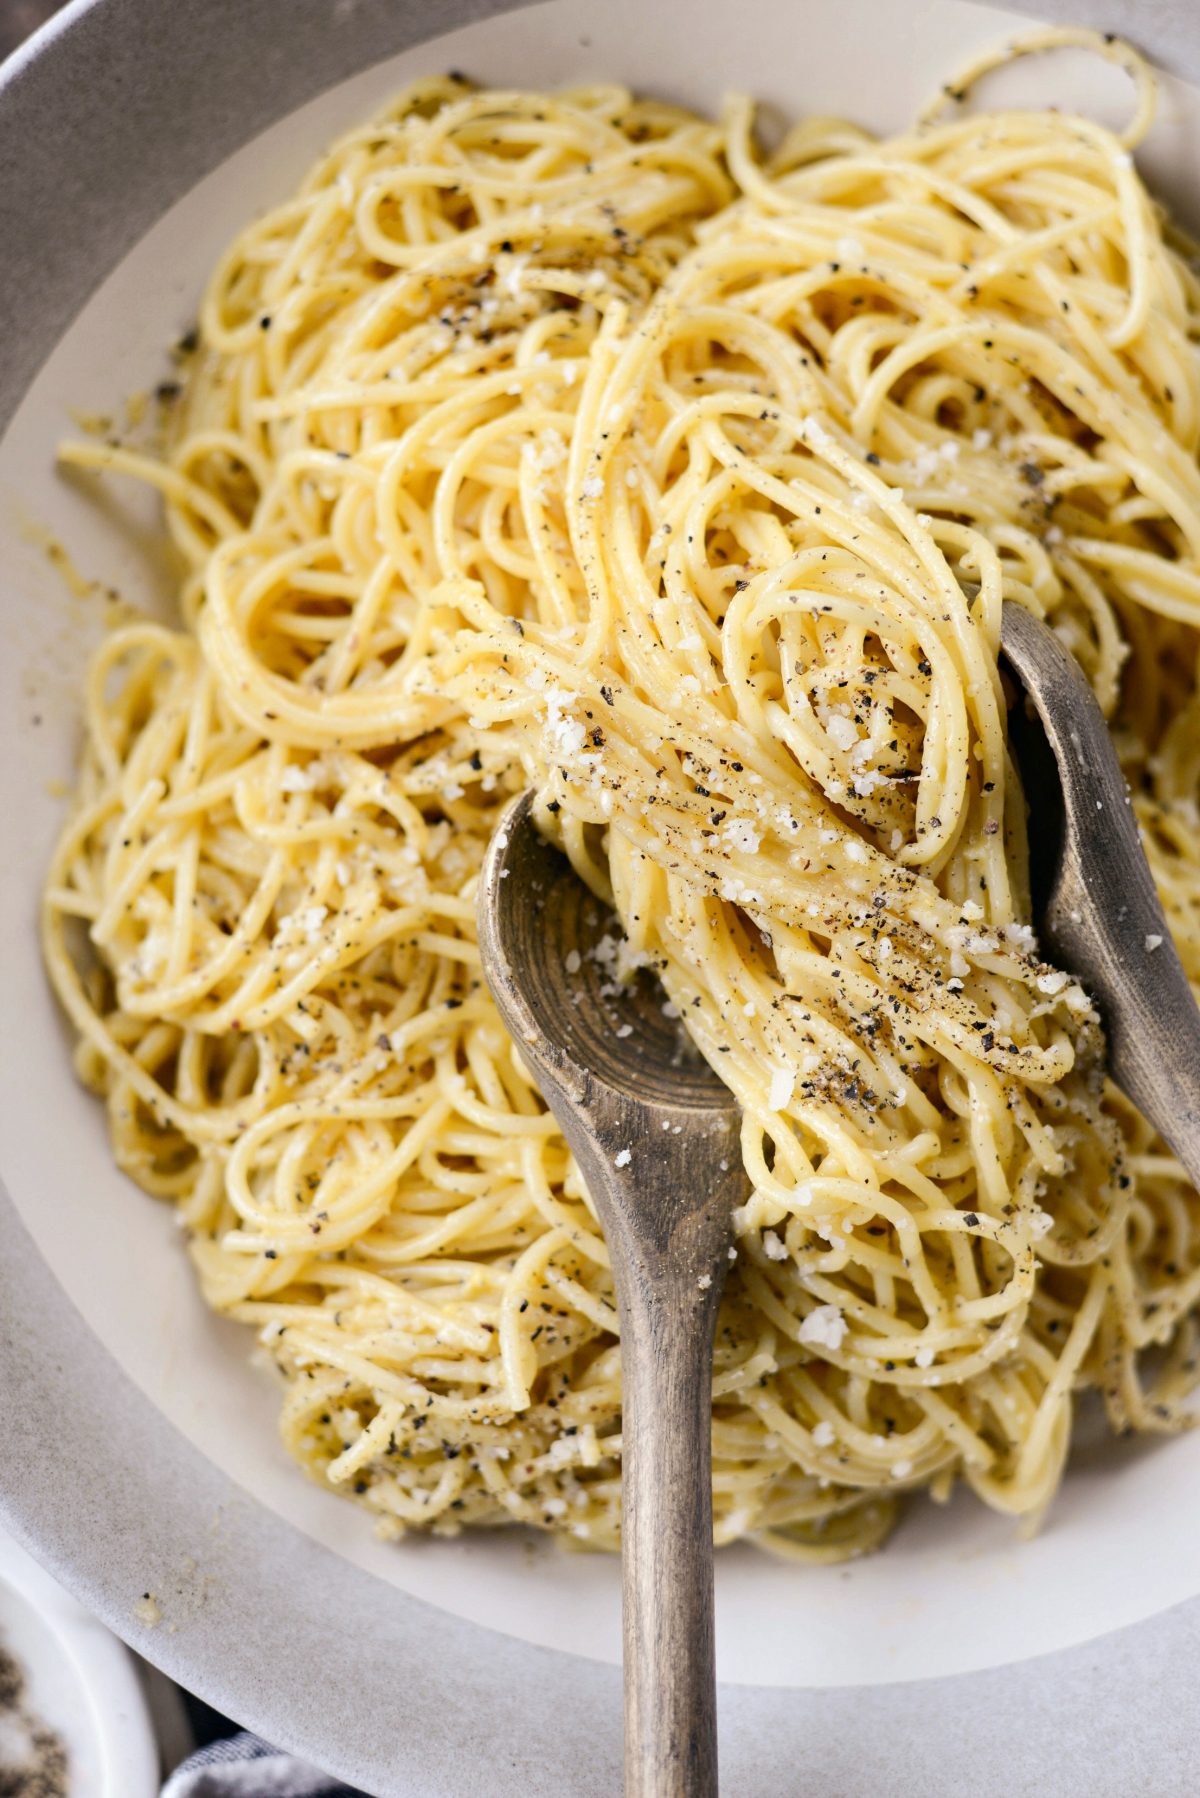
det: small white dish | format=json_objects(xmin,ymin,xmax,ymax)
[{"xmin": 0, "ymin": 1523, "xmax": 159, "ymax": 1798}]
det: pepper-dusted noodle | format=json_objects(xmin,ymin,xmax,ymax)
[{"xmin": 43, "ymin": 36, "xmax": 1200, "ymax": 1560}]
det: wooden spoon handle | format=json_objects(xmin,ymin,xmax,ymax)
[
  {"xmin": 619, "ymin": 1279, "xmax": 721, "ymax": 1798},
  {"xmin": 526, "ymin": 1105, "xmax": 743, "ymax": 1797}
]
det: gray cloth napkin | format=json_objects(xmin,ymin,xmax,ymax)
[{"xmin": 162, "ymin": 1731, "xmax": 366, "ymax": 1797}]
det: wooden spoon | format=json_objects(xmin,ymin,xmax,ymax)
[
  {"xmin": 477, "ymin": 791, "xmax": 745, "ymax": 1798},
  {"xmin": 1001, "ymin": 598, "xmax": 1200, "ymax": 1185}
]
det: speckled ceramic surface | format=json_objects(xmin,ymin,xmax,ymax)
[{"xmin": 4, "ymin": 2, "xmax": 1200, "ymax": 1791}]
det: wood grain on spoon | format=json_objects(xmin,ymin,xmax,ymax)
[{"xmin": 477, "ymin": 792, "xmax": 745, "ymax": 1798}]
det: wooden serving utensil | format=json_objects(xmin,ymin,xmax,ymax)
[
  {"xmin": 478, "ymin": 791, "xmax": 744, "ymax": 1798},
  {"xmin": 1000, "ymin": 599, "xmax": 1200, "ymax": 1187}
]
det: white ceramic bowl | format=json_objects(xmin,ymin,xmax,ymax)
[{"xmin": 3, "ymin": 2, "xmax": 1200, "ymax": 1792}]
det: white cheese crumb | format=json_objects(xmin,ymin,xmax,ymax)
[
  {"xmin": 532, "ymin": 429, "xmax": 567, "ymax": 470},
  {"xmin": 812, "ymin": 1420, "xmax": 836, "ymax": 1447},
  {"xmin": 845, "ymin": 839, "xmax": 868, "ymax": 865},
  {"xmin": 762, "ymin": 1230, "xmax": 788, "ymax": 1262},
  {"xmin": 544, "ymin": 688, "xmax": 587, "ymax": 758},
  {"xmin": 616, "ymin": 1024, "xmax": 633, "ymax": 1038},
  {"xmin": 564, "ymin": 949, "xmax": 582, "ymax": 974},
  {"xmin": 698, "ymin": 1273, "xmax": 712, "ymax": 1290},
  {"xmin": 614, "ymin": 1148, "xmax": 632, "ymax": 1168},
  {"xmin": 723, "ymin": 817, "xmax": 762, "ymax": 855},
  {"xmin": 581, "ymin": 476, "xmax": 604, "ymax": 499},
  {"xmin": 298, "ymin": 905, "xmax": 328, "ymax": 942},
  {"xmin": 1145, "ymin": 933, "xmax": 1163, "ymax": 952},
  {"xmin": 1036, "ymin": 968, "xmax": 1069, "ymax": 995},
  {"xmin": 891, "ymin": 1459, "xmax": 913, "ymax": 1480},
  {"xmin": 826, "ymin": 714, "xmax": 859, "ymax": 752},
  {"xmin": 768, "ymin": 1066, "xmax": 795, "ymax": 1111},
  {"xmin": 798, "ymin": 1305, "xmax": 848, "ymax": 1351},
  {"xmin": 915, "ymin": 1346, "xmax": 935, "ymax": 1369},
  {"xmin": 852, "ymin": 769, "xmax": 886, "ymax": 796},
  {"xmin": 1030, "ymin": 1209, "xmax": 1054, "ymax": 1240}
]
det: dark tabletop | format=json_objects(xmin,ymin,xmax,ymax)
[{"xmin": 1, "ymin": 0, "xmax": 66, "ymax": 61}]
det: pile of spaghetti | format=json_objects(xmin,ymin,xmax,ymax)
[{"xmin": 43, "ymin": 31, "xmax": 1200, "ymax": 1560}]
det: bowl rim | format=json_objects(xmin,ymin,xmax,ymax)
[{"xmin": 4, "ymin": 1, "xmax": 1200, "ymax": 1792}]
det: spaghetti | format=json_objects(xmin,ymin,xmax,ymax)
[{"xmin": 43, "ymin": 35, "xmax": 1200, "ymax": 1559}]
